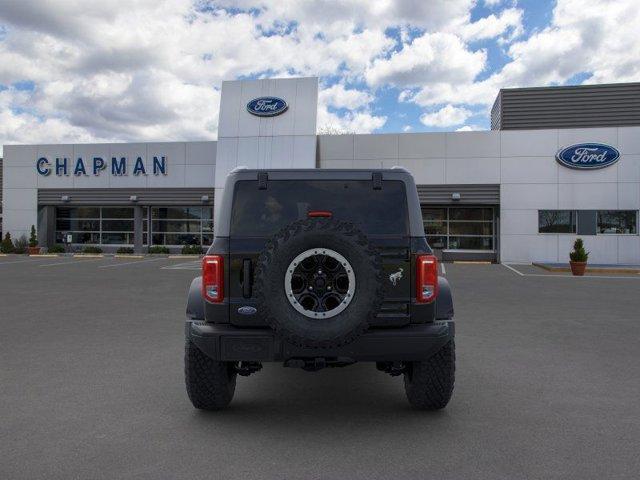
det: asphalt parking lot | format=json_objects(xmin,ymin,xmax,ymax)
[{"xmin": 1, "ymin": 256, "xmax": 639, "ymax": 480}]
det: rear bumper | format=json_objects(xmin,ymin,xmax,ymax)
[{"xmin": 186, "ymin": 321, "xmax": 454, "ymax": 362}]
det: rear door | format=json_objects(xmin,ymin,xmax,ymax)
[{"xmin": 227, "ymin": 178, "xmax": 411, "ymax": 327}]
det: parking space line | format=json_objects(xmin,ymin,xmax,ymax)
[
  {"xmin": 39, "ymin": 258, "xmax": 106, "ymax": 267},
  {"xmin": 440, "ymin": 263, "xmax": 446, "ymax": 275},
  {"xmin": 161, "ymin": 261, "xmax": 200, "ymax": 270},
  {"xmin": 502, "ymin": 263, "xmax": 525, "ymax": 276},
  {"xmin": 98, "ymin": 257, "xmax": 165, "ymax": 269}
]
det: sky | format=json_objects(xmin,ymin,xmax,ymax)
[{"xmin": 0, "ymin": 0, "xmax": 639, "ymax": 154}]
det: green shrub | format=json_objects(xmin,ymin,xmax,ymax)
[
  {"xmin": 13, "ymin": 235, "xmax": 29, "ymax": 254},
  {"xmin": 29, "ymin": 225, "xmax": 38, "ymax": 247},
  {"xmin": 1, "ymin": 233, "xmax": 14, "ymax": 253},
  {"xmin": 82, "ymin": 246, "xmax": 103, "ymax": 254},
  {"xmin": 569, "ymin": 238, "xmax": 589, "ymax": 262},
  {"xmin": 116, "ymin": 247, "xmax": 135, "ymax": 254},
  {"xmin": 148, "ymin": 245, "xmax": 170, "ymax": 254},
  {"xmin": 48, "ymin": 244, "xmax": 66, "ymax": 254},
  {"xmin": 181, "ymin": 244, "xmax": 203, "ymax": 255}
]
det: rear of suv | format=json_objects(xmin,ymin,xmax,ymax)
[{"xmin": 185, "ymin": 168, "xmax": 455, "ymax": 410}]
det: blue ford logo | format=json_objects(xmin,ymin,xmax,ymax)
[
  {"xmin": 246, "ymin": 97, "xmax": 288, "ymax": 117},
  {"xmin": 556, "ymin": 143, "xmax": 620, "ymax": 170},
  {"xmin": 237, "ymin": 306, "xmax": 257, "ymax": 316}
]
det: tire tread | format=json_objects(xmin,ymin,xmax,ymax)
[
  {"xmin": 404, "ymin": 340, "xmax": 456, "ymax": 410},
  {"xmin": 185, "ymin": 339, "xmax": 237, "ymax": 410}
]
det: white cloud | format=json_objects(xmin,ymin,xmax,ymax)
[
  {"xmin": 420, "ymin": 105, "xmax": 472, "ymax": 127},
  {"xmin": 317, "ymin": 107, "xmax": 387, "ymax": 134},
  {"xmin": 402, "ymin": 125, "xmax": 412, "ymax": 132},
  {"xmin": 458, "ymin": 7, "xmax": 523, "ymax": 42},
  {"xmin": 456, "ymin": 124, "xmax": 484, "ymax": 131},
  {"xmin": 366, "ymin": 32, "xmax": 486, "ymax": 87},
  {"xmin": 211, "ymin": 0, "xmax": 475, "ymax": 32},
  {"xmin": 319, "ymin": 84, "xmax": 373, "ymax": 110},
  {"xmin": 317, "ymin": 82, "xmax": 384, "ymax": 133}
]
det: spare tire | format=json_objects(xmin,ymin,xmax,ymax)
[{"xmin": 254, "ymin": 218, "xmax": 384, "ymax": 348}]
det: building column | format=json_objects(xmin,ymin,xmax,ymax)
[
  {"xmin": 134, "ymin": 206, "xmax": 144, "ymax": 253},
  {"xmin": 37, "ymin": 206, "xmax": 56, "ymax": 248}
]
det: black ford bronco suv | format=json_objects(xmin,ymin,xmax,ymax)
[{"xmin": 185, "ymin": 168, "xmax": 455, "ymax": 410}]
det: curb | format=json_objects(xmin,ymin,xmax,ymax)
[
  {"xmin": 30, "ymin": 254, "xmax": 59, "ymax": 258},
  {"xmin": 453, "ymin": 260, "xmax": 492, "ymax": 265},
  {"xmin": 73, "ymin": 254, "xmax": 105, "ymax": 258},
  {"xmin": 114, "ymin": 254, "xmax": 145, "ymax": 259},
  {"xmin": 168, "ymin": 255, "xmax": 202, "ymax": 259},
  {"xmin": 533, "ymin": 262, "xmax": 640, "ymax": 275}
]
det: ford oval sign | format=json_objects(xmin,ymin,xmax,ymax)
[
  {"xmin": 556, "ymin": 143, "xmax": 620, "ymax": 170},
  {"xmin": 237, "ymin": 306, "xmax": 257, "ymax": 316},
  {"xmin": 247, "ymin": 97, "xmax": 288, "ymax": 117}
]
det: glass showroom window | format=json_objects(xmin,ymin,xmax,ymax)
[
  {"xmin": 422, "ymin": 207, "xmax": 494, "ymax": 250},
  {"xmin": 422, "ymin": 208, "xmax": 447, "ymax": 249},
  {"xmin": 538, "ymin": 210, "xmax": 577, "ymax": 233},
  {"xmin": 150, "ymin": 206, "xmax": 214, "ymax": 246},
  {"xmin": 101, "ymin": 207, "xmax": 135, "ymax": 244},
  {"xmin": 55, "ymin": 207, "xmax": 135, "ymax": 244},
  {"xmin": 597, "ymin": 211, "xmax": 638, "ymax": 234}
]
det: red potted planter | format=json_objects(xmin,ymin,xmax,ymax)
[
  {"xmin": 569, "ymin": 261, "xmax": 587, "ymax": 276},
  {"xmin": 569, "ymin": 238, "xmax": 589, "ymax": 276}
]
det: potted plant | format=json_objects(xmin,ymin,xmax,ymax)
[
  {"xmin": 28, "ymin": 225, "xmax": 40, "ymax": 255},
  {"xmin": 569, "ymin": 238, "xmax": 589, "ymax": 276}
]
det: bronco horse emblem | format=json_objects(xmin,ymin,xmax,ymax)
[{"xmin": 389, "ymin": 268, "xmax": 403, "ymax": 286}]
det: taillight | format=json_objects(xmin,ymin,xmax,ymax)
[
  {"xmin": 202, "ymin": 255, "xmax": 224, "ymax": 303},
  {"xmin": 416, "ymin": 254, "xmax": 439, "ymax": 303},
  {"xmin": 308, "ymin": 210, "xmax": 333, "ymax": 218}
]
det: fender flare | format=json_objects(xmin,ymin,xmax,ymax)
[
  {"xmin": 436, "ymin": 276, "xmax": 454, "ymax": 320},
  {"xmin": 186, "ymin": 276, "xmax": 205, "ymax": 320}
]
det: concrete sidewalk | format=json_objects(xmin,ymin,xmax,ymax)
[{"xmin": 533, "ymin": 262, "xmax": 640, "ymax": 274}]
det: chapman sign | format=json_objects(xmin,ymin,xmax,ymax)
[
  {"xmin": 556, "ymin": 143, "xmax": 620, "ymax": 170},
  {"xmin": 246, "ymin": 97, "xmax": 288, "ymax": 117},
  {"xmin": 36, "ymin": 156, "xmax": 168, "ymax": 177}
]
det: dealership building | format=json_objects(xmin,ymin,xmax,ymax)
[{"xmin": 1, "ymin": 78, "xmax": 639, "ymax": 264}]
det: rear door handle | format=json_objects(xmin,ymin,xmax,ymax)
[{"xmin": 242, "ymin": 259, "xmax": 252, "ymax": 298}]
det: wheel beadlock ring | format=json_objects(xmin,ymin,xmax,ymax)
[{"xmin": 284, "ymin": 248, "xmax": 356, "ymax": 319}]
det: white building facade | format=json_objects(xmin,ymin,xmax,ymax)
[{"xmin": 2, "ymin": 77, "xmax": 639, "ymax": 264}]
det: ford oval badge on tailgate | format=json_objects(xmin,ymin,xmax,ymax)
[{"xmin": 238, "ymin": 306, "xmax": 257, "ymax": 315}]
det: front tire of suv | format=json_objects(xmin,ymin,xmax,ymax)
[
  {"xmin": 185, "ymin": 339, "xmax": 237, "ymax": 410},
  {"xmin": 404, "ymin": 340, "xmax": 455, "ymax": 410}
]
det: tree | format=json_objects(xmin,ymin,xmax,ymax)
[
  {"xmin": 29, "ymin": 225, "xmax": 38, "ymax": 247},
  {"xmin": 1, "ymin": 232, "xmax": 15, "ymax": 253}
]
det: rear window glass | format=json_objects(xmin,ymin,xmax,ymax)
[{"xmin": 230, "ymin": 180, "xmax": 408, "ymax": 236}]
